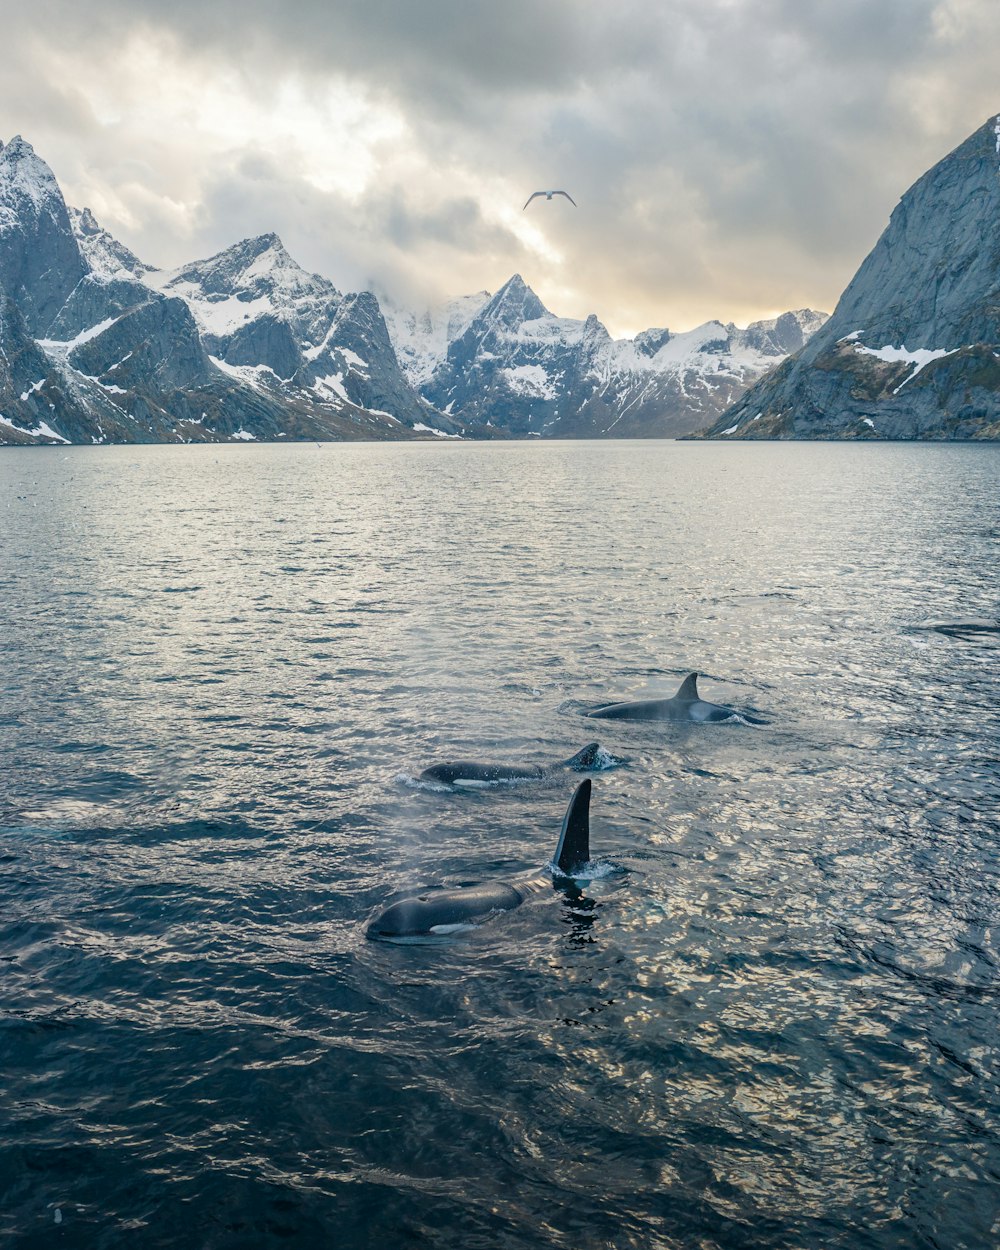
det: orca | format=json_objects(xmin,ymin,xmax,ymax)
[
  {"xmin": 587, "ymin": 672, "xmax": 741, "ymax": 722},
  {"xmin": 419, "ymin": 742, "xmax": 602, "ymax": 788},
  {"xmin": 366, "ymin": 780, "xmax": 594, "ymax": 939},
  {"xmin": 910, "ymin": 619, "xmax": 1000, "ymax": 641}
]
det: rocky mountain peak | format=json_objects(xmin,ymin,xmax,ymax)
[
  {"xmin": 0, "ymin": 134, "xmax": 87, "ymax": 336},
  {"xmin": 159, "ymin": 231, "xmax": 335, "ymax": 304},
  {"xmin": 68, "ymin": 205, "xmax": 151, "ymax": 281},
  {"xmin": 227, "ymin": 231, "xmax": 289, "ymax": 269},
  {"xmin": 582, "ymin": 312, "xmax": 610, "ymax": 343},
  {"xmin": 1, "ymin": 135, "xmax": 35, "ymax": 161},
  {"xmin": 75, "ymin": 207, "xmax": 102, "ymax": 236},
  {"xmin": 480, "ymin": 274, "xmax": 548, "ymax": 327},
  {"xmin": 633, "ymin": 327, "xmax": 672, "ymax": 357},
  {"xmin": 0, "ymin": 134, "xmax": 64, "ymax": 217}
]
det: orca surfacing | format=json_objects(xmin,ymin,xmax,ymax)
[
  {"xmin": 419, "ymin": 743, "xmax": 602, "ymax": 788},
  {"xmin": 367, "ymin": 780, "xmax": 594, "ymax": 940},
  {"xmin": 587, "ymin": 672, "xmax": 742, "ymax": 723}
]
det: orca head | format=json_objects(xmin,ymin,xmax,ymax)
[
  {"xmin": 367, "ymin": 894, "xmax": 437, "ymax": 938},
  {"xmin": 420, "ymin": 764, "xmax": 458, "ymax": 785}
]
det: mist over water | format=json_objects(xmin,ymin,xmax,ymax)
[{"xmin": 2, "ymin": 440, "xmax": 998, "ymax": 1249}]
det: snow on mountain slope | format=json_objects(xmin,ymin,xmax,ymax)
[
  {"xmin": 0, "ymin": 130, "xmax": 830, "ymax": 445},
  {"xmin": 142, "ymin": 233, "xmax": 459, "ymax": 432},
  {"xmin": 382, "ymin": 291, "xmax": 490, "ymax": 387},
  {"xmin": 70, "ymin": 206, "xmax": 152, "ymax": 281}
]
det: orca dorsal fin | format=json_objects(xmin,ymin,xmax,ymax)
[
  {"xmin": 553, "ymin": 779, "xmax": 591, "ymax": 875},
  {"xmin": 561, "ymin": 742, "xmax": 600, "ymax": 771},
  {"xmin": 674, "ymin": 672, "xmax": 699, "ymax": 701}
]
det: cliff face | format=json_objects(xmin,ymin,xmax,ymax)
[
  {"xmin": 701, "ymin": 115, "xmax": 1000, "ymax": 440},
  {"xmin": 0, "ymin": 136, "xmax": 88, "ymax": 337}
]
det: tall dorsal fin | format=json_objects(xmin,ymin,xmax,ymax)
[
  {"xmin": 674, "ymin": 672, "xmax": 699, "ymax": 701},
  {"xmin": 553, "ymin": 779, "xmax": 591, "ymax": 875}
]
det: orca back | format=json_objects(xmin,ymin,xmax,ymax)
[
  {"xmin": 421, "ymin": 761, "xmax": 545, "ymax": 784},
  {"xmin": 586, "ymin": 698, "xmax": 676, "ymax": 721}
]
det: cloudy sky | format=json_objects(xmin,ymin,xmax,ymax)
[{"xmin": 3, "ymin": 0, "xmax": 1000, "ymax": 335}]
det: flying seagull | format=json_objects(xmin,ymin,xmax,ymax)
[{"xmin": 523, "ymin": 190, "xmax": 577, "ymax": 210}]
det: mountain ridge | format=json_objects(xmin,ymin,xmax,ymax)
[
  {"xmin": 1, "ymin": 132, "xmax": 826, "ymax": 445},
  {"xmin": 385, "ymin": 274, "xmax": 827, "ymax": 437},
  {"xmin": 0, "ymin": 134, "xmax": 458, "ymax": 444}
]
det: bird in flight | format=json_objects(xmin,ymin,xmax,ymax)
[{"xmin": 523, "ymin": 190, "xmax": 577, "ymax": 210}]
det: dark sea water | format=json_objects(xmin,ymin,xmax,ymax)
[{"xmin": 1, "ymin": 440, "xmax": 999, "ymax": 1250}]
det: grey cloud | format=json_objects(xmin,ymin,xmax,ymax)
[
  {"xmin": 3, "ymin": 0, "xmax": 1000, "ymax": 332},
  {"xmin": 183, "ymin": 150, "xmax": 532, "ymax": 309}
]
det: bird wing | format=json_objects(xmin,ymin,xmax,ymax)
[
  {"xmin": 522, "ymin": 191, "xmax": 545, "ymax": 210},
  {"xmin": 553, "ymin": 191, "xmax": 577, "ymax": 206}
]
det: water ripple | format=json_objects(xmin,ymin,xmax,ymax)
[{"xmin": 1, "ymin": 441, "xmax": 999, "ymax": 1249}]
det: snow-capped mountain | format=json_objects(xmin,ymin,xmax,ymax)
[
  {"xmin": 143, "ymin": 234, "xmax": 456, "ymax": 432},
  {"xmin": 386, "ymin": 275, "xmax": 827, "ymax": 437},
  {"xmin": 701, "ymin": 114, "xmax": 1000, "ymax": 440},
  {"xmin": 0, "ymin": 135, "xmax": 459, "ymax": 445}
]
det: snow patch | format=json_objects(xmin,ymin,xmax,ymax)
[
  {"xmin": 0, "ymin": 415, "xmax": 69, "ymax": 443},
  {"xmin": 209, "ymin": 356, "xmax": 279, "ymax": 389},
  {"xmin": 720, "ymin": 423, "xmax": 739, "ymax": 435},
  {"xmin": 231, "ymin": 429, "xmax": 257, "ymax": 441},
  {"xmin": 301, "ymin": 340, "xmax": 330, "ymax": 362},
  {"xmin": 503, "ymin": 363, "xmax": 556, "ymax": 399},
  {"xmin": 172, "ymin": 289, "xmax": 274, "ymax": 336},
  {"xmin": 74, "ymin": 370, "xmax": 130, "ymax": 396},
  {"xmin": 312, "ymin": 372, "xmax": 350, "ymax": 402},
  {"xmin": 19, "ymin": 378, "xmax": 45, "ymax": 401},
  {"xmin": 39, "ymin": 316, "xmax": 118, "ymax": 351},
  {"xmin": 852, "ymin": 342, "xmax": 958, "ymax": 389},
  {"xmin": 412, "ymin": 422, "xmax": 462, "ymax": 439}
]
